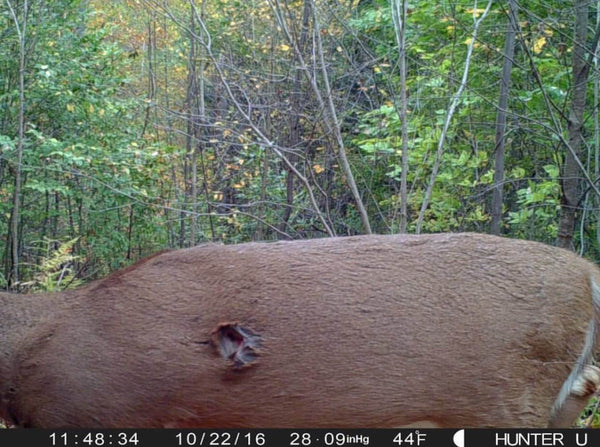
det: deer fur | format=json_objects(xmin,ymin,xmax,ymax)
[{"xmin": 1, "ymin": 233, "xmax": 599, "ymax": 428}]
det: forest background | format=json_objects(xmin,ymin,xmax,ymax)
[{"xmin": 0, "ymin": 0, "xmax": 599, "ymax": 294}]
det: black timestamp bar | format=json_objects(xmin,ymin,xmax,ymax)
[{"xmin": 0, "ymin": 428, "xmax": 598, "ymax": 447}]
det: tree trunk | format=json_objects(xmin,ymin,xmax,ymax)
[
  {"xmin": 280, "ymin": 0, "xmax": 311, "ymax": 236},
  {"xmin": 556, "ymin": 0, "xmax": 590, "ymax": 249},
  {"xmin": 188, "ymin": 6, "xmax": 198, "ymax": 246},
  {"xmin": 7, "ymin": 0, "xmax": 28, "ymax": 287},
  {"xmin": 490, "ymin": 0, "xmax": 517, "ymax": 235},
  {"xmin": 390, "ymin": 0, "xmax": 409, "ymax": 233},
  {"xmin": 595, "ymin": 0, "xmax": 600, "ymax": 251}
]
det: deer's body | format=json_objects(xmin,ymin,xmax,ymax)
[{"xmin": 1, "ymin": 233, "xmax": 599, "ymax": 427}]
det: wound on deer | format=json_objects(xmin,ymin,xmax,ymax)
[{"xmin": 211, "ymin": 323, "xmax": 262, "ymax": 368}]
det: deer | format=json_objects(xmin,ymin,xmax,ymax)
[{"xmin": 1, "ymin": 232, "xmax": 599, "ymax": 428}]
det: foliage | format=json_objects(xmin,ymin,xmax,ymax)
[
  {"xmin": 20, "ymin": 238, "xmax": 83, "ymax": 292},
  {"xmin": 577, "ymin": 397, "xmax": 600, "ymax": 428},
  {"xmin": 1, "ymin": 0, "xmax": 600, "ymax": 281},
  {"xmin": 1, "ymin": 0, "xmax": 174, "ymax": 279}
]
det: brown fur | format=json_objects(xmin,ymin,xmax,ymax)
[{"xmin": 0, "ymin": 233, "xmax": 599, "ymax": 428}]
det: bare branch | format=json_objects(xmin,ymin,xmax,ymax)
[
  {"xmin": 144, "ymin": 0, "xmax": 335, "ymax": 237},
  {"xmin": 415, "ymin": 0, "xmax": 493, "ymax": 234}
]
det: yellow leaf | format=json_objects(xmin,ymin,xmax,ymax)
[
  {"xmin": 88, "ymin": 104, "xmax": 94, "ymax": 114},
  {"xmin": 373, "ymin": 66, "xmax": 381, "ymax": 73},
  {"xmin": 67, "ymin": 104, "xmax": 75, "ymax": 112},
  {"xmin": 313, "ymin": 164, "xmax": 325, "ymax": 174},
  {"xmin": 533, "ymin": 36, "xmax": 546, "ymax": 54},
  {"xmin": 99, "ymin": 109, "xmax": 105, "ymax": 116},
  {"xmin": 280, "ymin": 44, "xmax": 291, "ymax": 52},
  {"xmin": 466, "ymin": 8, "xmax": 486, "ymax": 18}
]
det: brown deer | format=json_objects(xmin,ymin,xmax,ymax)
[{"xmin": 1, "ymin": 233, "xmax": 599, "ymax": 428}]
